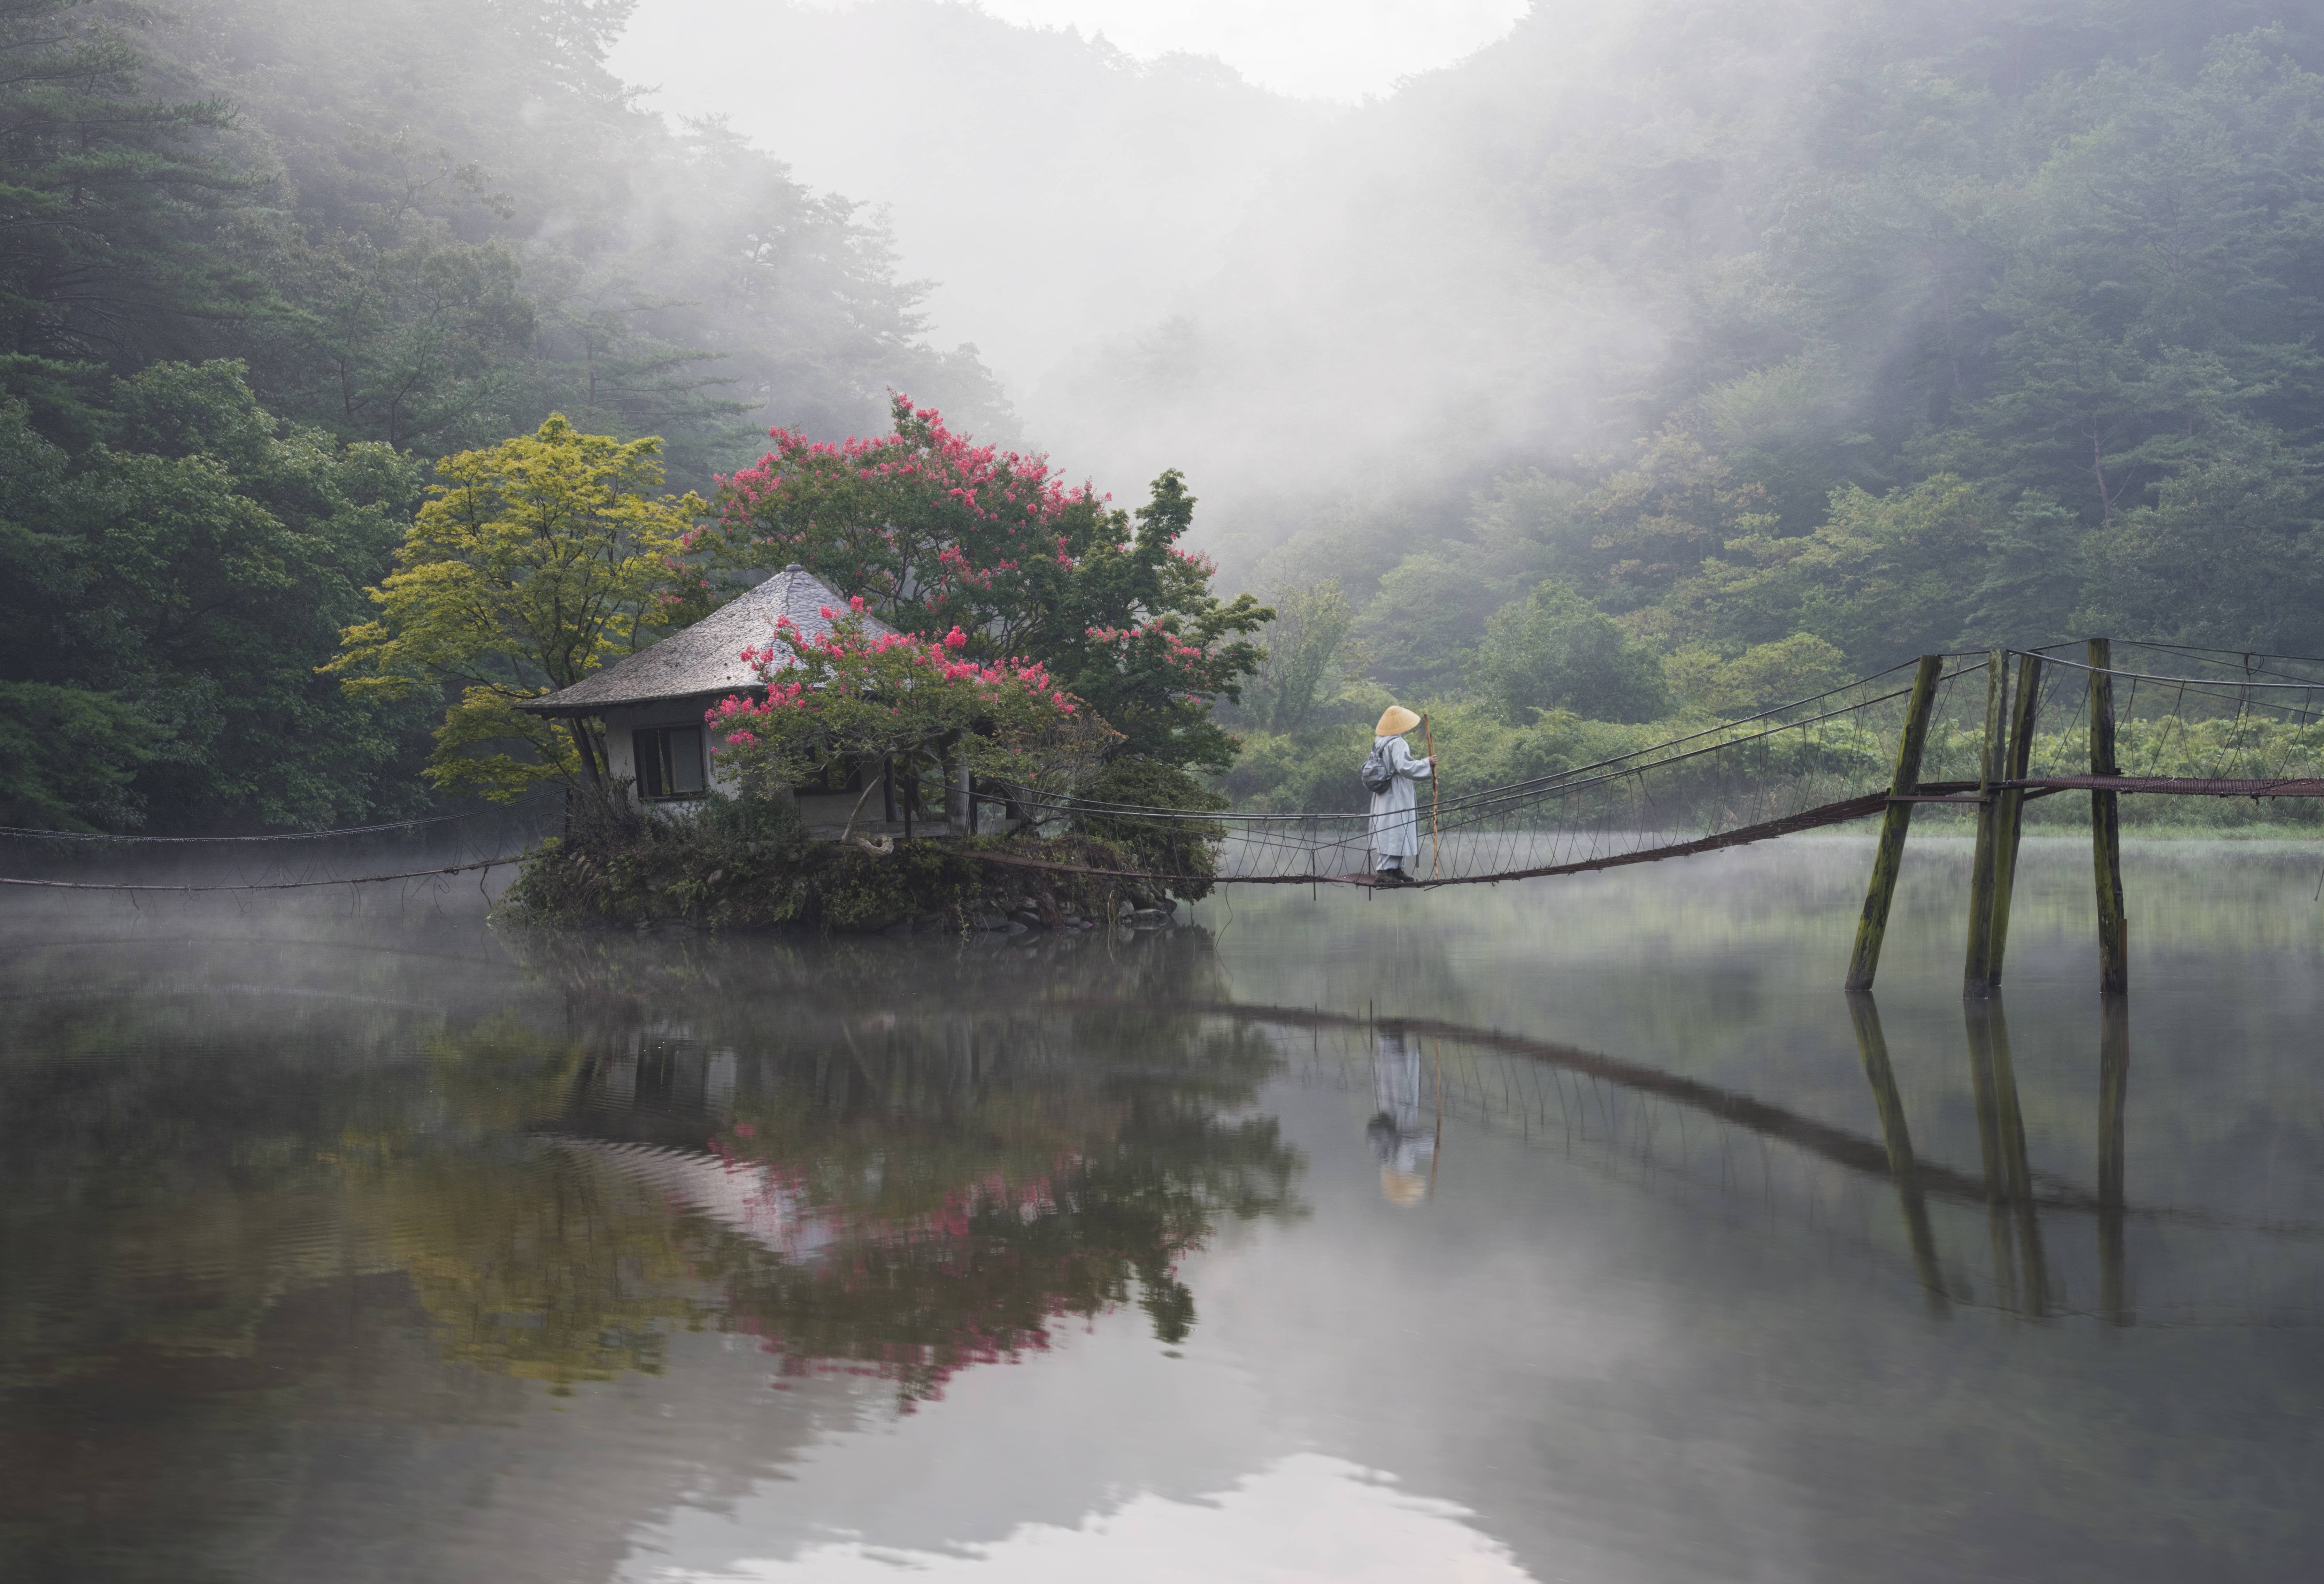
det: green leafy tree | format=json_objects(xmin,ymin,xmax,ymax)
[
  {"xmin": 1242, "ymin": 578, "xmax": 1365, "ymax": 733},
  {"xmin": 2074, "ymin": 436, "xmax": 2324, "ymax": 650},
  {"xmin": 326, "ymin": 415, "xmax": 705, "ymax": 802},
  {"xmin": 1354, "ymin": 546, "xmax": 1503, "ymax": 698},
  {"xmin": 0, "ymin": 680, "xmax": 164, "ymax": 829},
  {"xmin": 1668, "ymin": 634, "xmax": 1854, "ymax": 718},
  {"xmin": 169, "ymin": 0, "xmax": 1003, "ymax": 475},
  {"xmin": 1472, "ymin": 579, "xmax": 1670, "ymax": 724},
  {"xmin": 0, "ymin": 1, "xmax": 258, "ymax": 378},
  {"xmin": 715, "ymin": 397, "xmax": 1270, "ymax": 770},
  {"xmin": 0, "ymin": 363, "xmax": 429, "ymax": 829},
  {"xmin": 709, "ymin": 604, "xmax": 1114, "ymax": 829},
  {"xmin": 1661, "ymin": 475, "xmax": 2003, "ymax": 667}
]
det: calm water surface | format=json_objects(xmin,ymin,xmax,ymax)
[{"xmin": 4, "ymin": 836, "xmax": 2322, "ymax": 1582}]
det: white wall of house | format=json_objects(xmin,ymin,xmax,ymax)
[
  {"xmin": 595, "ymin": 697, "xmax": 900, "ymax": 835},
  {"xmin": 599, "ymin": 699, "xmax": 740, "ymax": 808}
]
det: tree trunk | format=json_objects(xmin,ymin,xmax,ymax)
[{"xmin": 568, "ymin": 719, "xmax": 605, "ymax": 791}]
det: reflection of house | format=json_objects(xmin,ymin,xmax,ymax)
[{"xmin": 518, "ymin": 564, "xmax": 910, "ymax": 832}]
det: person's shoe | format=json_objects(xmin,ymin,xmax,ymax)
[{"xmin": 1376, "ymin": 868, "xmax": 1411, "ymax": 887}]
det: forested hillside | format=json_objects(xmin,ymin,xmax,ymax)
[
  {"xmin": 0, "ymin": 0, "xmax": 995, "ymax": 830},
  {"xmin": 10, "ymin": 0, "xmax": 2324, "ymax": 830},
  {"xmin": 1113, "ymin": 0, "xmax": 2324, "ymax": 805}
]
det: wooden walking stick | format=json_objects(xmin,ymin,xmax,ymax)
[{"xmin": 1423, "ymin": 713, "xmax": 1440, "ymax": 880}]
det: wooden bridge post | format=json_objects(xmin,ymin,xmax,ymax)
[
  {"xmin": 1985, "ymin": 653, "xmax": 2044, "ymax": 987},
  {"xmin": 2088, "ymin": 638, "xmax": 2129, "ymax": 994},
  {"xmin": 1844, "ymin": 654, "xmax": 1945, "ymax": 991},
  {"xmin": 1962, "ymin": 649, "xmax": 2009, "ymax": 993}
]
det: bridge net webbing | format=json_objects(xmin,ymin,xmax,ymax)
[
  {"xmin": 1002, "ymin": 641, "xmax": 2324, "ymax": 888},
  {"xmin": 1006, "ymin": 659, "xmax": 1989, "ymax": 887},
  {"xmin": 0, "ymin": 801, "xmax": 551, "ymax": 894},
  {"xmin": 15, "ymin": 643, "xmax": 2324, "ymax": 898},
  {"xmin": 2004, "ymin": 642, "xmax": 2324, "ymax": 814}
]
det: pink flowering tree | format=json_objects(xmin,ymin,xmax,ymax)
[
  {"xmin": 709, "ymin": 599, "xmax": 1116, "ymax": 827},
  {"xmin": 707, "ymin": 395, "xmax": 1270, "ymax": 771}
]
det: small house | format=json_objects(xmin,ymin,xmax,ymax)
[{"xmin": 520, "ymin": 564, "xmax": 915, "ymax": 834}]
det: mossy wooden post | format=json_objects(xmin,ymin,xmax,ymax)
[
  {"xmin": 1985, "ymin": 652, "xmax": 2044, "ymax": 987},
  {"xmin": 1844, "ymin": 654, "xmax": 1945, "ymax": 991},
  {"xmin": 1962, "ymin": 648, "xmax": 2009, "ymax": 994},
  {"xmin": 2089, "ymin": 638, "xmax": 2129, "ymax": 994}
]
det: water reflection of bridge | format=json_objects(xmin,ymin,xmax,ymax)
[{"xmin": 1180, "ymin": 998, "xmax": 2323, "ymax": 1330}]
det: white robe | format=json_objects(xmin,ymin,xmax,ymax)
[{"xmin": 1367, "ymin": 734, "xmax": 1433, "ymax": 866}]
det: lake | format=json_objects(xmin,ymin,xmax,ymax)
[{"xmin": 4, "ymin": 834, "xmax": 2321, "ymax": 1582}]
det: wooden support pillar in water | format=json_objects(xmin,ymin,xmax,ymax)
[
  {"xmin": 1985, "ymin": 653, "xmax": 2044, "ymax": 987},
  {"xmin": 2099, "ymin": 996, "xmax": 2131, "ymax": 1325},
  {"xmin": 1962, "ymin": 649, "xmax": 2010, "ymax": 993},
  {"xmin": 2088, "ymin": 638, "xmax": 2129, "ymax": 994},
  {"xmin": 1847, "ymin": 992, "xmax": 1948, "ymax": 1313},
  {"xmin": 1844, "ymin": 654, "xmax": 1945, "ymax": 991}
]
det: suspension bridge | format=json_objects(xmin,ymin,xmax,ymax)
[
  {"xmin": 11, "ymin": 638, "xmax": 2324, "ymax": 993},
  {"xmin": 999, "ymin": 637, "xmax": 2324, "ymax": 994}
]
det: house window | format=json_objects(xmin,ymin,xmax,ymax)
[{"xmin": 633, "ymin": 725, "xmax": 707, "ymax": 798}]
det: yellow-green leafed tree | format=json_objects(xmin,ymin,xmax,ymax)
[{"xmin": 325, "ymin": 416, "xmax": 706, "ymax": 802}]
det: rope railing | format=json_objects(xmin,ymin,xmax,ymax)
[
  {"xmin": 14, "ymin": 643, "xmax": 2324, "ymax": 899},
  {"xmin": 0, "ymin": 810, "xmax": 486, "ymax": 843}
]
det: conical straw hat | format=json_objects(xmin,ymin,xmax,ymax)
[{"xmin": 1376, "ymin": 705, "xmax": 1421, "ymax": 736}]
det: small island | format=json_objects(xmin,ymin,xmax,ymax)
[{"xmin": 319, "ymin": 402, "xmax": 1260, "ymax": 935}]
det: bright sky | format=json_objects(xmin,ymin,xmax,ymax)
[
  {"xmin": 671, "ymin": 0, "xmax": 1537, "ymax": 101},
  {"xmin": 982, "ymin": 0, "xmax": 1531, "ymax": 98}
]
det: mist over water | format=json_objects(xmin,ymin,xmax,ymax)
[
  {"xmin": 6, "ymin": 839, "xmax": 2324, "ymax": 1581},
  {"xmin": 11, "ymin": 3, "xmax": 2324, "ymax": 1577}
]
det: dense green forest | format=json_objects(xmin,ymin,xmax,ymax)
[
  {"xmin": 8, "ymin": 0, "xmax": 2324, "ymax": 830},
  {"xmin": 1204, "ymin": 0, "xmax": 2324, "ymax": 805},
  {"xmin": 0, "ymin": 0, "xmax": 998, "ymax": 830}
]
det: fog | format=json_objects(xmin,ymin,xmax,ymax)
[
  {"xmin": 603, "ymin": 0, "xmax": 1841, "ymax": 584},
  {"xmin": 604, "ymin": 0, "xmax": 1658, "ymax": 564},
  {"xmin": 608, "ymin": 1, "xmax": 1341, "ymax": 398}
]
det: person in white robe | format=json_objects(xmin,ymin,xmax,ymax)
[{"xmin": 1367, "ymin": 705, "xmax": 1435, "ymax": 883}]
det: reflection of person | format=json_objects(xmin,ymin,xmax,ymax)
[
  {"xmin": 1367, "ymin": 1028, "xmax": 1437, "ymax": 1205},
  {"xmin": 1366, "ymin": 706, "xmax": 1436, "ymax": 886}
]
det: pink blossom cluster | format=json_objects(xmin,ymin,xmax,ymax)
[
  {"xmin": 705, "ymin": 606, "xmax": 1079, "ymax": 737},
  {"xmin": 1085, "ymin": 617, "xmax": 1211, "ymax": 675},
  {"xmin": 715, "ymin": 394, "xmax": 1104, "ymax": 612}
]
